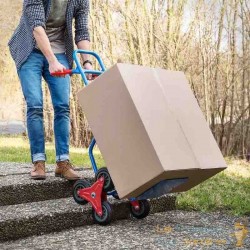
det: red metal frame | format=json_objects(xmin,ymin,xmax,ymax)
[
  {"xmin": 77, "ymin": 177, "xmax": 105, "ymax": 216},
  {"xmin": 92, "ymin": 74, "xmax": 99, "ymax": 79},
  {"xmin": 130, "ymin": 200, "xmax": 140, "ymax": 211}
]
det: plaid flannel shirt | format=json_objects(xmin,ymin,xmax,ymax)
[{"xmin": 8, "ymin": 0, "xmax": 90, "ymax": 70}]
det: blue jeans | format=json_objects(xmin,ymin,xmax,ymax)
[{"xmin": 18, "ymin": 50, "xmax": 70, "ymax": 163}]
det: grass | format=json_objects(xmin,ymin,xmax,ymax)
[
  {"xmin": 0, "ymin": 135, "xmax": 105, "ymax": 167},
  {"xmin": 176, "ymin": 172, "xmax": 250, "ymax": 216},
  {"xmin": 176, "ymin": 159, "xmax": 250, "ymax": 216},
  {"xmin": 0, "ymin": 136, "xmax": 249, "ymax": 216}
]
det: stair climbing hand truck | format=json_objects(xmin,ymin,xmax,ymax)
[{"xmin": 51, "ymin": 50, "xmax": 150, "ymax": 225}]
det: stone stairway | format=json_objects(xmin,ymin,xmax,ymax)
[{"xmin": 0, "ymin": 163, "xmax": 176, "ymax": 242}]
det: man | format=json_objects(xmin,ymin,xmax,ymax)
[{"xmin": 8, "ymin": 0, "xmax": 92, "ymax": 180}]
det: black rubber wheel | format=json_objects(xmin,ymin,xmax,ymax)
[
  {"xmin": 95, "ymin": 167, "xmax": 114, "ymax": 192},
  {"xmin": 73, "ymin": 179, "xmax": 91, "ymax": 205},
  {"xmin": 130, "ymin": 200, "xmax": 150, "ymax": 219},
  {"xmin": 92, "ymin": 201, "xmax": 113, "ymax": 225}
]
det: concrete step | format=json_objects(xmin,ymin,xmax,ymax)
[
  {"xmin": 1, "ymin": 211, "xmax": 248, "ymax": 250},
  {"xmin": 0, "ymin": 162, "xmax": 96, "ymax": 206},
  {"xmin": 0, "ymin": 168, "xmax": 94, "ymax": 206},
  {"xmin": 0, "ymin": 195, "xmax": 176, "ymax": 242},
  {"xmin": 0, "ymin": 163, "xmax": 176, "ymax": 242}
]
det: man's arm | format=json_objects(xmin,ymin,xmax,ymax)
[
  {"xmin": 23, "ymin": 0, "xmax": 45, "ymax": 31},
  {"xmin": 75, "ymin": 0, "xmax": 90, "ymax": 45},
  {"xmin": 34, "ymin": 27, "xmax": 65, "ymax": 74},
  {"xmin": 77, "ymin": 40, "xmax": 93, "ymax": 80},
  {"xmin": 77, "ymin": 40, "xmax": 92, "ymax": 68},
  {"xmin": 75, "ymin": 0, "xmax": 92, "ymax": 77},
  {"xmin": 23, "ymin": 0, "xmax": 65, "ymax": 74}
]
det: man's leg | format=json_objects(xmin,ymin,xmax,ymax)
[
  {"xmin": 43, "ymin": 53, "xmax": 80, "ymax": 180},
  {"xmin": 18, "ymin": 51, "xmax": 46, "ymax": 179}
]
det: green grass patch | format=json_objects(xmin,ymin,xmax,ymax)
[
  {"xmin": 0, "ymin": 136, "xmax": 105, "ymax": 167},
  {"xmin": 0, "ymin": 146, "xmax": 105, "ymax": 167},
  {"xmin": 176, "ymin": 171, "xmax": 250, "ymax": 216}
]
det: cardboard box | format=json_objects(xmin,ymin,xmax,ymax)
[{"xmin": 77, "ymin": 64, "xmax": 227, "ymax": 199}]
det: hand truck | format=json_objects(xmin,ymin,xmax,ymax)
[{"xmin": 51, "ymin": 50, "xmax": 150, "ymax": 225}]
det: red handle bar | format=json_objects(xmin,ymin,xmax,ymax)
[
  {"xmin": 51, "ymin": 69, "xmax": 72, "ymax": 77},
  {"xmin": 51, "ymin": 69, "xmax": 99, "ymax": 79}
]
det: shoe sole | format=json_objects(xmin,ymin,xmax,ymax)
[
  {"xmin": 31, "ymin": 176, "xmax": 46, "ymax": 180},
  {"xmin": 55, "ymin": 173, "xmax": 80, "ymax": 180}
]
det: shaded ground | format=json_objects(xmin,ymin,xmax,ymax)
[{"xmin": 0, "ymin": 210, "xmax": 249, "ymax": 250}]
